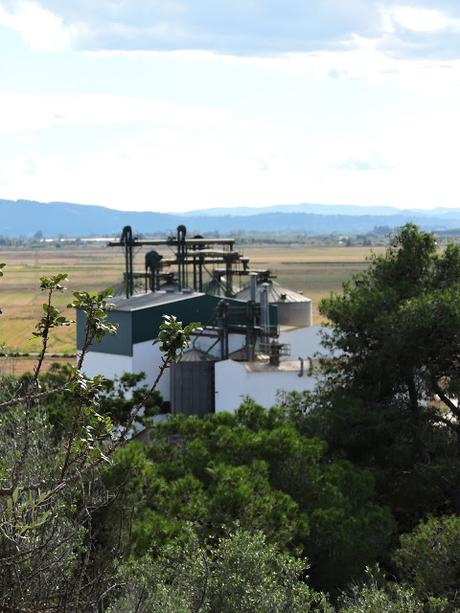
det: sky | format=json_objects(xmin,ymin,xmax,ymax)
[{"xmin": 1, "ymin": 1, "xmax": 460, "ymax": 213}]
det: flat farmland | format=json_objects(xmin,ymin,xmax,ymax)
[
  {"xmin": 0, "ymin": 246, "xmax": 125, "ymax": 355},
  {"xmin": 0, "ymin": 243, "xmax": 382, "ymax": 355},
  {"xmin": 243, "ymin": 245, "xmax": 384, "ymax": 323}
]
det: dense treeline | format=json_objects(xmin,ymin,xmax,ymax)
[{"xmin": 0, "ymin": 225, "xmax": 459, "ymax": 611}]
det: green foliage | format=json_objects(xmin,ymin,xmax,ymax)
[
  {"xmin": 69, "ymin": 288, "xmax": 118, "ymax": 344},
  {"xmin": 155, "ymin": 314, "xmax": 201, "ymax": 362},
  {"xmin": 23, "ymin": 365, "xmax": 163, "ymax": 436},
  {"xmin": 98, "ymin": 402, "xmax": 394, "ymax": 593},
  {"xmin": 283, "ymin": 387, "xmax": 458, "ymax": 529},
  {"xmin": 97, "ymin": 371, "xmax": 163, "ymax": 426},
  {"xmin": 0, "ymin": 273, "xmax": 199, "ymax": 610},
  {"xmin": 340, "ymin": 574, "xmax": 426, "ymax": 613},
  {"xmin": 306, "ymin": 459, "xmax": 395, "ymax": 590},
  {"xmin": 320, "ymin": 225, "xmax": 449, "ymax": 395},
  {"xmin": 394, "ymin": 515, "xmax": 460, "ymax": 608},
  {"xmin": 319, "ymin": 225, "xmax": 460, "ymax": 427},
  {"xmin": 108, "ymin": 528, "xmax": 332, "ymax": 613},
  {"xmin": 33, "ymin": 274, "xmax": 74, "ymax": 338},
  {"xmin": 38, "ymin": 272, "xmax": 68, "ymax": 291},
  {"xmin": 0, "ymin": 405, "xmax": 89, "ymax": 609},
  {"xmin": 317, "ymin": 223, "xmax": 460, "ymax": 521},
  {"xmin": 32, "ymin": 303, "xmax": 73, "ymax": 338}
]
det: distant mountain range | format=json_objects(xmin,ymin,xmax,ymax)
[
  {"xmin": 2, "ymin": 199, "xmax": 460, "ymax": 238},
  {"xmin": 184, "ymin": 203, "xmax": 460, "ymax": 218}
]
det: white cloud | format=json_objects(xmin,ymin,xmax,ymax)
[
  {"xmin": 1, "ymin": 0, "xmax": 459, "ymax": 59},
  {"xmin": 0, "ymin": 0, "xmax": 70, "ymax": 51},
  {"xmin": 384, "ymin": 6, "xmax": 452, "ymax": 32}
]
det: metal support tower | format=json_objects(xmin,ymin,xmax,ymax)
[{"xmin": 120, "ymin": 225, "xmax": 134, "ymax": 298}]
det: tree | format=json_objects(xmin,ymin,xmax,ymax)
[
  {"xmin": 0, "ymin": 268, "xmax": 199, "ymax": 610},
  {"xmin": 319, "ymin": 224, "xmax": 460, "ymax": 512},
  {"xmin": 394, "ymin": 515, "xmax": 460, "ymax": 609},
  {"xmin": 30, "ymin": 365, "xmax": 163, "ymax": 436},
  {"xmin": 97, "ymin": 401, "xmax": 394, "ymax": 593},
  {"xmin": 338, "ymin": 567, "xmax": 450, "ymax": 613},
  {"xmin": 108, "ymin": 528, "xmax": 332, "ymax": 613}
]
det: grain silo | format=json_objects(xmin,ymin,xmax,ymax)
[
  {"xmin": 236, "ymin": 279, "xmax": 312, "ymax": 327},
  {"xmin": 170, "ymin": 349, "xmax": 217, "ymax": 416}
]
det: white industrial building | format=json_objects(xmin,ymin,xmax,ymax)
[
  {"xmin": 78, "ymin": 287, "xmax": 323, "ymax": 414},
  {"xmin": 77, "ymin": 225, "xmax": 325, "ymax": 415}
]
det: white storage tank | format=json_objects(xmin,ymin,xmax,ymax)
[{"xmin": 236, "ymin": 280, "xmax": 312, "ymax": 327}]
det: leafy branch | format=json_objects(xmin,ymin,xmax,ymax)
[{"xmin": 32, "ymin": 273, "xmax": 74, "ymax": 383}]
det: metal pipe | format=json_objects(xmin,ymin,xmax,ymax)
[
  {"xmin": 260, "ymin": 283, "xmax": 270, "ymax": 338},
  {"xmin": 225, "ymin": 258, "xmax": 232, "ymax": 297},
  {"xmin": 298, "ymin": 357, "xmax": 304, "ymax": 377},
  {"xmin": 121, "ymin": 225, "xmax": 134, "ymax": 298},
  {"xmin": 217, "ymin": 300, "xmax": 229, "ymax": 360},
  {"xmin": 108, "ymin": 238, "xmax": 235, "ymax": 247},
  {"xmin": 250, "ymin": 272, "xmax": 257, "ymax": 302},
  {"xmin": 161, "ymin": 258, "xmax": 238, "ymax": 266},
  {"xmin": 198, "ymin": 255, "xmax": 203, "ymax": 292},
  {"xmin": 177, "ymin": 225, "xmax": 187, "ymax": 291}
]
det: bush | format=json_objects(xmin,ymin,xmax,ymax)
[
  {"xmin": 108, "ymin": 528, "xmax": 332, "ymax": 613},
  {"xmin": 394, "ymin": 515, "xmax": 460, "ymax": 608}
]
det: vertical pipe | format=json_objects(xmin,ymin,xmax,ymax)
[
  {"xmin": 121, "ymin": 225, "xmax": 134, "ymax": 298},
  {"xmin": 225, "ymin": 256, "xmax": 232, "ymax": 297},
  {"xmin": 245, "ymin": 272, "xmax": 258, "ymax": 361},
  {"xmin": 199, "ymin": 256, "xmax": 203, "ymax": 292},
  {"xmin": 193, "ymin": 251, "xmax": 197, "ymax": 291},
  {"xmin": 217, "ymin": 300, "xmax": 229, "ymax": 360},
  {"xmin": 246, "ymin": 300, "xmax": 256, "ymax": 362},
  {"xmin": 129, "ymin": 243, "xmax": 133, "ymax": 296},
  {"xmin": 124, "ymin": 246, "xmax": 129, "ymax": 299},
  {"xmin": 260, "ymin": 283, "xmax": 270, "ymax": 338},
  {"xmin": 177, "ymin": 225, "xmax": 187, "ymax": 291},
  {"xmin": 184, "ymin": 244, "xmax": 188, "ymax": 289},
  {"xmin": 250, "ymin": 272, "xmax": 257, "ymax": 302},
  {"xmin": 298, "ymin": 357, "xmax": 304, "ymax": 377}
]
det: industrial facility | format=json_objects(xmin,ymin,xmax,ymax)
[{"xmin": 77, "ymin": 225, "xmax": 323, "ymax": 414}]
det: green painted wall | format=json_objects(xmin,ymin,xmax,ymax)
[
  {"xmin": 77, "ymin": 294, "xmax": 278, "ymax": 356},
  {"xmin": 76, "ymin": 309, "xmax": 132, "ymax": 356}
]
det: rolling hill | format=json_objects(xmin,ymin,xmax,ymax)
[{"xmin": 1, "ymin": 199, "xmax": 460, "ymax": 238}]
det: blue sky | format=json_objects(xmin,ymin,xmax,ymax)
[{"xmin": 1, "ymin": 1, "xmax": 460, "ymax": 212}]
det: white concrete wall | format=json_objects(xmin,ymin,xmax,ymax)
[
  {"xmin": 215, "ymin": 359, "xmax": 316, "ymax": 413},
  {"xmin": 79, "ymin": 351, "xmax": 133, "ymax": 381},
  {"xmin": 279, "ymin": 325, "xmax": 324, "ymax": 360},
  {"xmin": 79, "ymin": 343, "xmax": 172, "ymax": 402},
  {"xmin": 132, "ymin": 340, "xmax": 171, "ymax": 400},
  {"xmin": 79, "ymin": 327, "xmax": 324, "ymax": 411}
]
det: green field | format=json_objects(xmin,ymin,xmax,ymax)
[{"xmin": 0, "ymin": 243, "xmax": 383, "ymax": 355}]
